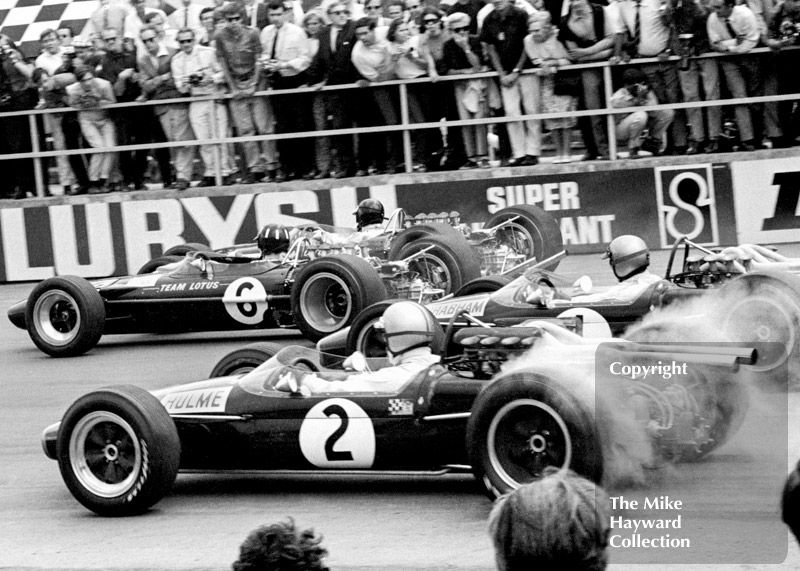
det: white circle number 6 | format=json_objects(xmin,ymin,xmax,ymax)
[{"xmin": 299, "ymin": 399, "xmax": 376, "ymax": 468}]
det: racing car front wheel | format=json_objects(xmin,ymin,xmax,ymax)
[
  {"xmin": 57, "ymin": 385, "xmax": 180, "ymax": 516},
  {"xmin": 26, "ymin": 276, "xmax": 106, "ymax": 358},
  {"xmin": 466, "ymin": 373, "xmax": 602, "ymax": 499},
  {"xmin": 485, "ymin": 205, "xmax": 563, "ymax": 268},
  {"xmin": 454, "ymin": 275, "xmax": 513, "ymax": 297},
  {"xmin": 209, "ymin": 342, "xmax": 283, "ymax": 377},
  {"xmin": 292, "ymin": 254, "xmax": 388, "ymax": 342}
]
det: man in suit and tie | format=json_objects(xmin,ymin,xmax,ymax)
[
  {"xmin": 242, "ymin": 0, "xmax": 271, "ymax": 30},
  {"xmin": 169, "ymin": 0, "xmax": 205, "ymax": 37},
  {"xmin": 260, "ymin": 0, "xmax": 314, "ymax": 179},
  {"xmin": 307, "ymin": 1, "xmax": 360, "ymax": 177}
]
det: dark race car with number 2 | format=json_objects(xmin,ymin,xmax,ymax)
[{"xmin": 41, "ymin": 328, "xmax": 756, "ymax": 516}]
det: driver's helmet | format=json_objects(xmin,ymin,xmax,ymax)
[
  {"xmin": 256, "ymin": 224, "xmax": 291, "ymax": 256},
  {"xmin": 353, "ymin": 198, "xmax": 385, "ymax": 230},
  {"xmin": 602, "ymin": 235, "xmax": 649, "ymax": 281},
  {"xmin": 379, "ymin": 301, "xmax": 437, "ymax": 355}
]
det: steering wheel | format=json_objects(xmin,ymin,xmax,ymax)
[{"xmin": 288, "ymin": 357, "xmax": 320, "ymax": 372}]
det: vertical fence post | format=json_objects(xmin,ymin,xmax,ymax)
[
  {"xmin": 603, "ymin": 64, "xmax": 617, "ymax": 160},
  {"xmin": 210, "ymin": 96, "xmax": 223, "ymax": 186},
  {"xmin": 399, "ymin": 82, "xmax": 412, "ymax": 173},
  {"xmin": 29, "ymin": 113, "xmax": 45, "ymax": 198}
]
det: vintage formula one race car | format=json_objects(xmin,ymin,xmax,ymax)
[
  {"xmin": 319, "ymin": 238, "xmax": 800, "ymax": 383},
  {"xmin": 41, "ymin": 320, "xmax": 755, "ymax": 516}
]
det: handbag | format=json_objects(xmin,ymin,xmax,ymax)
[{"xmin": 553, "ymin": 71, "xmax": 581, "ymax": 97}]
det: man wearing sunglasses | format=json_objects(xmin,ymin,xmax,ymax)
[
  {"xmin": 217, "ymin": 2, "xmax": 279, "ymax": 183},
  {"xmin": 307, "ymin": 1, "xmax": 361, "ymax": 177}
]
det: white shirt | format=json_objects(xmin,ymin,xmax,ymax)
[
  {"xmin": 351, "ymin": 39, "xmax": 394, "ymax": 81},
  {"xmin": 168, "ymin": 3, "xmax": 205, "ymax": 35},
  {"xmin": 171, "ymin": 45, "xmax": 223, "ymax": 96},
  {"xmin": 613, "ymin": 0, "xmax": 671, "ymax": 56},
  {"xmin": 260, "ymin": 22, "xmax": 312, "ymax": 76},
  {"xmin": 707, "ymin": 5, "xmax": 760, "ymax": 53},
  {"xmin": 35, "ymin": 49, "xmax": 65, "ymax": 75},
  {"xmin": 302, "ymin": 347, "xmax": 441, "ymax": 393}
]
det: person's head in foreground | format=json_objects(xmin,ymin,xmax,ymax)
[
  {"xmin": 232, "ymin": 518, "xmax": 329, "ymax": 571},
  {"xmin": 488, "ymin": 468, "xmax": 612, "ymax": 571}
]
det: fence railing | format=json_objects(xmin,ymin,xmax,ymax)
[{"xmin": 5, "ymin": 45, "xmax": 800, "ymax": 198}]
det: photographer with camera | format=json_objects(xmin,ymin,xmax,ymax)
[
  {"xmin": 766, "ymin": 0, "xmax": 800, "ymax": 146},
  {"xmin": 610, "ymin": 67, "xmax": 674, "ymax": 158},
  {"xmin": 0, "ymin": 34, "xmax": 36, "ymax": 199}
]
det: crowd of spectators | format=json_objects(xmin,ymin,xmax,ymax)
[{"xmin": 1, "ymin": 0, "xmax": 800, "ymax": 197}]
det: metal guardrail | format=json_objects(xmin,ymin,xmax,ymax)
[{"xmin": 4, "ymin": 45, "xmax": 800, "ymax": 198}]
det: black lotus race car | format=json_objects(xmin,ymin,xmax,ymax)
[
  {"xmin": 323, "ymin": 238, "xmax": 800, "ymax": 383},
  {"xmin": 41, "ymin": 325, "xmax": 756, "ymax": 516}
]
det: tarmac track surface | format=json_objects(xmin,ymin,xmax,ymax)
[{"xmin": 2, "ymin": 247, "xmax": 800, "ymax": 571}]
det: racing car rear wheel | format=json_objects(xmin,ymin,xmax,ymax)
[
  {"xmin": 136, "ymin": 255, "xmax": 183, "ymax": 275},
  {"xmin": 26, "ymin": 276, "xmax": 106, "ymax": 358},
  {"xmin": 292, "ymin": 254, "xmax": 388, "ymax": 342},
  {"xmin": 466, "ymin": 373, "xmax": 602, "ymax": 499},
  {"xmin": 57, "ymin": 385, "xmax": 180, "ymax": 516},
  {"xmin": 485, "ymin": 205, "xmax": 563, "ymax": 269},
  {"xmin": 719, "ymin": 272, "xmax": 800, "ymax": 386},
  {"xmin": 394, "ymin": 235, "xmax": 481, "ymax": 296},
  {"xmin": 386, "ymin": 223, "xmax": 467, "ymax": 258},
  {"xmin": 454, "ymin": 275, "xmax": 512, "ymax": 297},
  {"xmin": 209, "ymin": 342, "xmax": 283, "ymax": 377},
  {"xmin": 162, "ymin": 242, "xmax": 212, "ymax": 257}
]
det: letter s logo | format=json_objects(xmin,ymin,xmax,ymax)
[{"xmin": 655, "ymin": 165, "xmax": 719, "ymax": 248}]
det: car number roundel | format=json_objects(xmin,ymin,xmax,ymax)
[
  {"xmin": 299, "ymin": 398, "xmax": 376, "ymax": 469},
  {"xmin": 223, "ymin": 277, "xmax": 269, "ymax": 325}
]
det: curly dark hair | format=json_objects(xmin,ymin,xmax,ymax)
[{"xmin": 232, "ymin": 519, "xmax": 329, "ymax": 571}]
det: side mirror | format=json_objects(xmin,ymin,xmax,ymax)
[
  {"xmin": 573, "ymin": 275, "xmax": 593, "ymax": 293},
  {"xmin": 343, "ymin": 351, "xmax": 368, "ymax": 372}
]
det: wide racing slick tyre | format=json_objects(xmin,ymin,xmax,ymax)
[
  {"xmin": 26, "ymin": 276, "xmax": 106, "ymax": 358},
  {"xmin": 137, "ymin": 255, "xmax": 183, "ymax": 275},
  {"xmin": 209, "ymin": 342, "xmax": 283, "ymax": 378},
  {"xmin": 292, "ymin": 254, "xmax": 388, "ymax": 342},
  {"xmin": 393, "ymin": 235, "xmax": 481, "ymax": 296},
  {"xmin": 345, "ymin": 300, "xmax": 446, "ymax": 359},
  {"xmin": 485, "ymin": 205, "xmax": 563, "ymax": 269},
  {"xmin": 56, "ymin": 385, "xmax": 180, "ymax": 516},
  {"xmin": 386, "ymin": 223, "xmax": 467, "ymax": 259},
  {"xmin": 718, "ymin": 272, "xmax": 800, "ymax": 388},
  {"xmin": 162, "ymin": 242, "xmax": 212, "ymax": 257},
  {"xmin": 454, "ymin": 275, "xmax": 512, "ymax": 297},
  {"xmin": 466, "ymin": 372, "xmax": 602, "ymax": 499}
]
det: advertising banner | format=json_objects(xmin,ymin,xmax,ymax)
[
  {"xmin": 0, "ymin": 163, "xmax": 736, "ymax": 282},
  {"xmin": 731, "ymin": 157, "xmax": 800, "ymax": 245}
]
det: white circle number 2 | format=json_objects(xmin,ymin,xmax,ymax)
[
  {"xmin": 299, "ymin": 399, "xmax": 376, "ymax": 468},
  {"xmin": 223, "ymin": 277, "xmax": 269, "ymax": 325}
]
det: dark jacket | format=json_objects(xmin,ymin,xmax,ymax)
[{"xmin": 307, "ymin": 21, "xmax": 360, "ymax": 85}]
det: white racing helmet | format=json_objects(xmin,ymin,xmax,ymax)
[
  {"xmin": 602, "ymin": 235, "xmax": 650, "ymax": 281},
  {"xmin": 378, "ymin": 301, "xmax": 438, "ymax": 355}
]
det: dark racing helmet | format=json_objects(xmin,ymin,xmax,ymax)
[
  {"xmin": 353, "ymin": 198, "xmax": 385, "ymax": 230},
  {"xmin": 256, "ymin": 224, "xmax": 291, "ymax": 256},
  {"xmin": 379, "ymin": 301, "xmax": 437, "ymax": 355},
  {"xmin": 602, "ymin": 235, "xmax": 649, "ymax": 281}
]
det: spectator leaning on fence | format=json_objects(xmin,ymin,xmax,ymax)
[
  {"xmin": 442, "ymin": 11, "xmax": 492, "ymax": 168},
  {"xmin": 303, "ymin": 10, "xmax": 333, "ymax": 179},
  {"xmin": 260, "ymin": 0, "xmax": 315, "ymax": 181},
  {"xmin": 172, "ymin": 27, "xmax": 235, "ymax": 186},
  {"xmin": 558, "ymin": 0, "xmax": 619, "ymax": 161},
  {"xmin": 481, "ymin": 0, "xmax": 541, "ymax": 167},
  {"xmin": 138, "ymin": 24, "xmax": 196, "ymax": 190},
  {"xmin": 525, "ymin": 11, "xmax": 577, "ymax": 163},
  {"xmin": 66, "ymin": 65, "xmax": 117, "ymax": 194},
  {"xmin": 307, "ymin": 2, "xmax": 361, "ymax": 178},
  {"xmin": 217, "ymin": 2, "xmax": 279, "ymax": 183},
  {"xmin": 707, "ymin": 0, "xmax": 760, "ymax": 151},
  {"xmin": 766, "ymin": 0, "xmax": 800, "ymax": 147},
  {"xmin": 666, "ymin": 0, "xmax": 722, "ymax": 154},
  {"xmin": 489, "ymin": 468, "xmax": 612, "ymax": 571},
  {"xmin": 610, "ymin": 67, "xmax": 674, "ymax": 158}
]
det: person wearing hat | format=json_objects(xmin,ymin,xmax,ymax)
[{"xmin": 609, "ymin": 68, "xmax": 673, "ymax": 159}]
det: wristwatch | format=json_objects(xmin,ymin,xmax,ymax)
[{"xmin": 512, "ymin": 67, "xmax": 521, "ymax": 73}]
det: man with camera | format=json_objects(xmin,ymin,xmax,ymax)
[
  {"xmin": 610, "ymin": 67, "xmax": 674, "ymax": 158},
  {"xmin": 172, "ymin": 28, "xmax": 235, "ymax": 186}
]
